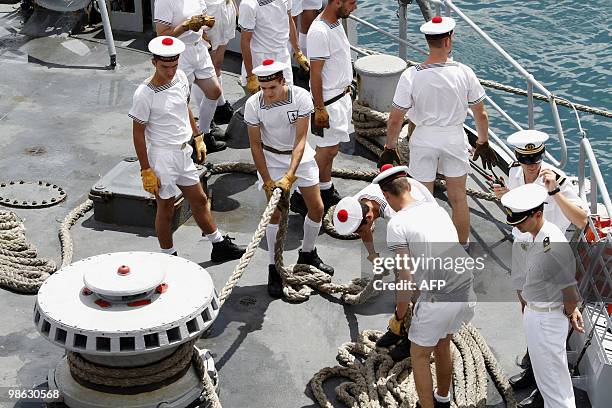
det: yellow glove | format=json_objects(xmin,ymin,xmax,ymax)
[
  {"xmin": 246, "ymin": 74, "xmax": 260, "ymax": 94},
  {"xmin": 274, "ymin": 173, "xmax": 297, "ymax": 195},
  {"xmin": 263, "ymin": 180, "xmax": 275, "ymax": 201},
  {"xmin": 201, "ymin": 15, "xmax": 215, "ymax": 28},
  {"xmin": 314, "ymin": 106, "xmax": 330, "ymax": 129},
  {"xmin": 388, "ymin": 311, "xmax": 409, "ymax": 336},
  {"xmin": 182, "ymin": 15, "xmax": 215, "ymax": 32},
  {"xmin": 141, "ymin": 168, "xmax": 160, "ymax": 195},
  {"xmin": 377, "ymin": 146, "xmax": 400, "ymax": 168},
  {"xmin": 294, "ymin": 51, "xmax": 310, "ymax": 72},
  {"xmin": 194, "ymin": 134, "xmax": 207, "ymax": 164}
]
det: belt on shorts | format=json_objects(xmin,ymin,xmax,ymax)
[
  {"xmin": 323, "ymin": 86, "xmax": 351, "ymax": 107},
  {"xmin": 149, "ymin": 141, "xmax": 190, "ymax": 150},
  {"xmin": 526, "ymin": 303, "xmax": 563, "ymax": 313},
  {"xmin": 262, "ymin": 143, "xmax": 292, "ymax": 155}
]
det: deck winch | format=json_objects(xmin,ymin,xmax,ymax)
[{"xmin": 34, "ymin": 252, "xmax": 220, "ymax": 408}]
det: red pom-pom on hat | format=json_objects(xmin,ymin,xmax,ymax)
[
  {"xmin": 380, "ymin": 164, "xmax": 394, "ymax": 173},
  {"xmin": 337, "ymin": 209, "xmax": 349, "ymax": 222},
  {"xmin": 432, "ymin": 16, "xmax": 443, "ymax": 23},
  {"xmin": 263, "ymin": 59, "xmax": 274, "ymax": 66},
  {"xmin": 161, "ymin": 37, "xmax": 174, "ymax": 46}
]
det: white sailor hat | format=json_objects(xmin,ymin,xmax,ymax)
[
  {"xmin": 507, "ymin": 130, "xmax": 549, "ymax": 164},
  {"xmin": 372, "ymin": 164, "xmax": 409, "ymax": 187},
  {"xmin": 500, "ymin": 183, "xmax": 548, "ymax": 225},
  {"xmin": 252, "ymin": 59, "xmax": 287, "ymax": 82},
  {"xmin": 420, "ymin": 15, "xmax": 456, "ymax": 36},
  {"xmin": 333, "ymin": 197, "xmax": 364, "ymax": 235},
  {"xmin": 148, "ymin": 36, "xmax": 185, "ymax": 60}
]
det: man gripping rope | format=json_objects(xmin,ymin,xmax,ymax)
[
  {"xmin": 129, "ymin": 36, "xmax": 245, "ymax": 262},
  {"xmin": 380, "ymin": 15, "xmax": 497, "ymax": 251},
  {"xmin": 375, "ymin": 165, "xmax": 476, "ymax": 408},
  {"xmin": 154, "ymin": 0, "xmax": 227, "ymax": 152},
  {"xmin": 244, "ymin": 59, "xmax": 334, "ymax": 298}
]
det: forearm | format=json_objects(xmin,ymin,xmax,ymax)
[
  {"xmin": 288, "ymin": 13, "xmax": 300, "ymax": 53},
  {"xmin": 555, "ymin": 193, "xmax": 588, "ymax": 229},
  {"xmin": 188, "ymin": 107, "xmax": 200, "ymax": 135},
  {"xmin": 310, "ymin": 65, "xmax": 324, "ymax": 107},
  {"xmin": 156, "ymin": 22, "xmax": 188, "ymax": 38},
  {"xmin": 474, "ymin": 109, "xmax": 489, "ymax": 143},
  {"xmin": 562, "ymin": 286, "xmax": 580, "ymax": 314},
  {"xmin": 395, "ymin": 252, "xmax": 413, "ymax": 318},
  {"xmin": 133, "ymin": 128, "xmax": 150, "ymax": 170},
  {"xmin": 385, "ymin": 108, "xmax": 405, "ymax": 148},
  {"xmin": 240, "ymin": 35, "xmax": 254, "ymax": 75}
]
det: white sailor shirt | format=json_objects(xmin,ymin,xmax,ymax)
[
  {"xmin": 238, "ymin": 0, "xmax": 292, "ymax": 54},
  {"xmin": 154, "ymin": 0, "xmax": 208, "ymax": 44},
  {"xmin": 243, "ymin": 85, "xmax": 315, "ymax": 168}
]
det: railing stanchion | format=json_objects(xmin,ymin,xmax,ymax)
[
  {"xmin": 398, "ymin": 1, "xmax": 409, "ymax": 60},
  {"xmin": 527, "ymin": 81, "xmax": 534, "ymax": 129}
]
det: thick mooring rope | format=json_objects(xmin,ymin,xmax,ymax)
[
  {"xmin": 310, "ymin": 325, "xmax": 516, "ymax": 408},
  {"xmin": 0, "ymin": 211, "xmax": 56, "ymax": 293}
]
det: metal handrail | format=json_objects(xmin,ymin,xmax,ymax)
[{"xmin": 579, "ymin": 138, "xmax": 612, "ymax": 217}]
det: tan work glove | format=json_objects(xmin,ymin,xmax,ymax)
[
  {"xmin": 263, "ymin": 180, "xmax": 275, "ymax": 201},
  {"xmin": 473, "ymin": 140, "xmax": 498, "ymax": 171},
  {"xmin": 387, "ymin": 311, "xmax": 407, "ymax": 336},
  {"xmin": 314, "ymin": 106, "xmax": 330, "ymax": 129},
  {"xmin": 182, "ymin": 15, "xmax": 215, "ymax": 32},
  {"xmin": 377, "ymin": 146, "xmax": 400, "ymax": 168},
  {"xmin": 246, "ymin": 74, "xmax": 260, "ymax": 94},
  {"xmin": 141, "ymin": 168, "xmax": 160, "ymax": 195},
  {"xmin": 274, "ymin": 173, "xmax": 297, "ymax": 195},
  {"xmin": 194, "ymin": 134, "xmax": 207, "ymax": 164},
  {"xmin": 294, "ymin": 51, "xmax": 310, "ymax": 72}
]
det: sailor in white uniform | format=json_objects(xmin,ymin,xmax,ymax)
[
  {"xmin": 154, "ymin": 0, "xmax": 226, "ymax": 152},
  {"xmin": 501, "ymin": 184, "xmax": 584, "ymax": 408},
  {"xmin": 291, "ymin": 0, "xmax": 323, "ymax": 59},
  {"xmin": 238, "ymin": 0, "xmax": 309, "ymax": 93},
  {"xmin": 243, "ymin": 60, "xmax": 334, "ymax": 298},
  {"xmin": 492, "ymin": 130, "xmax": 588, "ymax": 403},
  {"xmin": 129, "ymin": 36, "xmax": 245, "ymax": 262},
  {"xmin": 375, "ymin": 165, "xmax": 476, "ymax": 408},
  {"xmin": 381, "ymin": 15, "xmax": 497, "ymax": 250},
  {"xmin": 303, "ymin": 0, "xmax": 356, "ymax": 210}
]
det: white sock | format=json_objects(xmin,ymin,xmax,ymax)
[
  {"xmin": 302, "ymin": 216, "xmax": 321, "ymax": 253},
  {"xmin": 216, "ymin": 76, "xmax": 226, "ymax": 106},
  {"xmin": 199, "ymin": 95, "xmax": 217, "ymax": 133},
  {"xmin": 461, "ymin": 239, "xmax": 470, "ymax": 251},
  {"xmin": 191, "ymin": 85, "xmax": 204, "ymax": 113},
  {"xmin": 298, "ymin": 32, "xmax": 308, "ymax": 56},
  {"xmin": 206, "ymin": 230, "xmax": 223, "ymax": 243},
  {"xmin": 434, "ymin": 389, "xmax": 451, "ymax": 403},
  {"xmin": 161, "ymin": 247, "xmax": 176, "ymax": 255},
  {"xmin": 266, "ymin": 224, "xmax": 279, "ymax": 265},
  {"xmin": 319, "ymin": 181, "xmax": 332, "ymax": 190}
]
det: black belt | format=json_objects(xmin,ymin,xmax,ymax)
[
  {"xmin": 262, "ymin": 144, "xmax": 292, "ymax": 155},
  {"xmin": 323, "ymin": 86, "xmax": 351, "ymax": 107}
]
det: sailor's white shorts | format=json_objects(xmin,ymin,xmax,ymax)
[
  {"xmin": 241, "ymin": 50, "xmax": 293, "ymax": 86},
  {"xmin": 148, "ymin": 144, "xmax": 200, "ymax": 200},
  {"xmin": 408, "ymin": 300, "xmax": 475, "ymax": 347},
  {"xmin": 292, "ymin": 0, "xmax": 323, "ymax": 15},
  {"xmin": 313, "ymin": 93, "xmax": 352, "ymax": 148},
  {"xmin": 408, "ymin": 125, "xmax": 470, "ymax": 182},
  {"xmin": 206, "ymin": 1, "xmax": 237, "ymax": 50},
  {"xmin": 180, "ymin": 42, "xmax": 216, "ymax": 82},
  {"xmin": 256, "ymin": 160, "xmax": 319, "ymax": 191}
]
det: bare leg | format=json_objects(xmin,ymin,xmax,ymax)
[
  {"xmin": 209, "ymin": 45, "xmax": 226, "ymax": 77},
  {"xmin": 299, "ymin": 184, "xmax": 324, "ymax": 222},
  {"xmin": 155, "ymin": 196, "xmax": 176, "ymax": 249},
  {"xmin": 300, "ymin": 9, "xmax": 317, "ymax": 34},
  {"xmin": 445, "ymin": 174, "xmax": 469, "ymax": 245},
  {"xmin": 433, "ymin": 335, "xmax": 453, "ymax": 398},
  {"xmin": 421, "ymin": 180, "xmax": 435, "ymax": 194},
  {"xmin": 314, "ymin": 144, "xmax": 339, "ymax": 184},
  {"xmin": 178, "ymin": 183, "xmax": 217, "ymax": 234},
  {"xmin": 411, "ymin": 342, "xmax": 436, "ymax": 408}
]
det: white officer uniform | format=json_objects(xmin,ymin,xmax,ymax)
[
  {"xmin": 238, "ymin": 0, "xmax": 294, "ymax": 85},
  {"xmin": 374, "ymin": 166, "xmax": 476, "ymax": 347},
  {"xmin": 128, "ymin": 37, "xmax": 200, "ymax": 200},
  {"xmin": 154, "ymin": 0, "xmax": 216, "ymax": 82},
  {"xmin": 506, "ymin": 130, "xmax": 588, "ymax": 291},
  {"xmin": 391, "ymin": 17, "xmax": 486, "ymax": 182},
  {"xmin": 502, "ymin": 184, "xmax": 578, "ymax": 408},
  {"xmin": 243, "ymin": 61, "xmax": 317, "ymax": 188},
  {"xmin": 306, "ymin": 16, "xmax": 352, "ymax": 147},
  {"xmin": 204, "ymin": 0, "xmax": 237, "ymax": 51}
]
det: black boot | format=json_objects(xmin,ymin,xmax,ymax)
[
  {"xmin": 321, "ymin": 185, "xmax": 341, "ymax": 212},
  {"xmin": 375, "ymin": 330, "xmax": 404, "ymax": 348},
  {"xmin": 517, "ymin": 389, "xmax": 544, "ymax": 408},
  {"xmin": 518, "ymin": 350, "xmax": 531, "ymax": 369},
  {"xmin": 204, "ymin": 132, "xmax": 226, "ymax": 153},
  {"xmin": 267, "ymin": 265, "xmax": 283, "ymax": 298},
  {"xmin": 289, "ymin": 191, "xmax": 308, "ymax": 217},
  {"xmin": 296, "ymin": 247, "xmax": 334, "ymax": 276},
  {"xmin": 210, "ymin": 235, "xmax": 245, "ymax": 262},
  {"xmin": 509, "ymin": 366, "xmax": 536, "ymax": 390},
  {"xmin": 209, "ymin": 120, "xmax": 228, "ymax": 140},
  {"xmin": 214, "ymin": 101, "xmax": 234, "ymax": 125},
  {"xmin": 389, "ymin": 338, "xmax": 411, "ymax": 362}
]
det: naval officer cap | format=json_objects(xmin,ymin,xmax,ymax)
[
  {"xmin": 333, "ymin": 197, "xmax": 364, "ymax": 235},
  {"xmin": 372, "ymin": 164, "xmax": 409, "ymax": 188},
  {"xmin": 252, "ymin": 59, "xmax": 287, "ymax": 82},
  {"xmin": 500, "ymin": 183, "xmax": 548, "ymax": 225},
  {"xmin": 420, "ymin": 15, "xmax": 456, "ymax": 36},
  {"xmin": 148, "ymin": 36, "xmax": 185, "ymax": 61},
  {"xmin": 507, "ymin": 129, "xmax": 549, "ymax": 165}
]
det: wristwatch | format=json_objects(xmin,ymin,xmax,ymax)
[{"xmin": 548, "ymin": 187, "xmax": 561, "ymax": 196}]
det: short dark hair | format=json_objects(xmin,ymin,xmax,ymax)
[
  {"xmin": 425, "ymin": 31, "xmax": 452, "ymax": 48},
  {"xmin": 380, "ymin": 177, "xmax": 410, "ymax": 197}
]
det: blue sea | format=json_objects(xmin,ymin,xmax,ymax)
[{"xmin": 354, "ymin": 0, "xmax": 611, "ymax": 189}]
